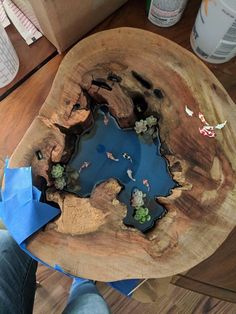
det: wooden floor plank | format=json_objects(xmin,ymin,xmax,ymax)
[
  {"xmin": 35, "ymin": 266, "xmax": 71, "ymax": 314},
  {"xmin": 0, "ymin": 54, "xmax": 63, "ymax": 160},
  {"xmin": 34, "ymin": 265, "xmax": 236, "ymax": 314}
]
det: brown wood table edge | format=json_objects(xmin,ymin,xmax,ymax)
[{"xmin": 9, "ymin": 27, "xmax": 236, "ymax": 283}]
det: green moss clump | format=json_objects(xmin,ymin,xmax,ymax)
[
  {"xmin": 54, "ymin": 176, "xmax": 66, "ymax": 190},
  {"xmin": 146, "ymin": 115, "xmax": 157, "ymax": 127},
  {"xmin": 134, "ymin": 120, "xmax": 148, "ymax": 134},
  {"xmin": 134, "ymin": 206, "xmax": 151, "ymax": 224},
  {"xmin": 134, "ymin": 115, "xmax": 158, "ymax": 139},
  {"xmin": 51, "ymin": 164, "xmax": 64, "ymax": 179},
  {"xmin": 50, "ymin": 163, "xmax": 67, "ymax": 190}
]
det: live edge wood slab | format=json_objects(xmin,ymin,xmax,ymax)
[{"xmin": 9, "ymin": 28, "xmax": 236, "ymax": 281}]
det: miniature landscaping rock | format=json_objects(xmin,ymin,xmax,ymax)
[{"xmin": 9, "ymin": 28, "xmax": 236, "ymax": 281}]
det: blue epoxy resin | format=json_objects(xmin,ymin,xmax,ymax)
[{"xmin": 67, "ymin": 108, "xmax": 176, "ymax": 232}]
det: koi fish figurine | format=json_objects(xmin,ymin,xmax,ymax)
[
  {"xmin": 103, "ymin": 114, "xmax": 109, "ymax": 126},
  {"xmin": 143, "ymin": 179, "xmax": 150, "ymax": 191},
  {"xmin": 215, "ymin": 120, "xmax": 227, "ymax": 129},
  {"xmin": 106, "ymin": 152, "xmax": 119, "ymax": 162},
  {"xmin": 198, "ymin": 112, "xmax": 209, "ymax": 125},
  {"xmin": 185, "ymin": 105, "xmax": 194, "ymax": 117},
  {"xmin": 199, "ymin": 126, "xmax": 216, "ymax": 138},
  {"xmin": 79, "ymin": 161, "xmax": 91, "ymax": 173},
  {"xmin": 122, "ymin": 152, "xmax": 133, "ymax": 163},
  {"xmin": 127, "ymin": 169, "xmax": 136, "ymax": 181}
]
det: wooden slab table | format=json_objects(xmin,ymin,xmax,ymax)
[{"xmin": 0, "ymin": 0, "xmax": 236, "ymax": 302}]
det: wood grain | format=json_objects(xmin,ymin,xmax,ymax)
[
  {"xmin": 0, "ymin": 0, "xmax": 236, "ymax": 300},
  {"xmin": 35, "ymin": 266, "xmax": 71, "ymax": 313},
  {"xmin": 9, "ymin": 28, "xmax": 236, "ymax": 281},
  {"xmin": 0, "ymin": 24, "xmax": 56, "ymax": 99}
]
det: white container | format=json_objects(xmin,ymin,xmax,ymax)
[
  {"xmin": 147, "ymin": 0, "xmax": 189, "ymax": 27},
  {"xmin": 0, "ymin": 22, "xmax": 19, "ymax": 88},
  {"xmin": 191, "ymin": 0, "xmax": 236, "ymax": 64}
]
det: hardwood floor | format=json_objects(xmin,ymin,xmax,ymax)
[
  {"xmin": 35, "ymin": 266, "xmax": 71, "ymax": 314},
  {"xmin": 34, "ymin": 265, "xmax": 236, "ymax": 314}
]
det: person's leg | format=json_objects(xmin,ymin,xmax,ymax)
[
  {"xmin": 63, "ymin": 278, "xmax": 110, "ymax": 314},
  {"xmin": 0, "ymin": 230, "xmax": 37, "ymax": 314}
]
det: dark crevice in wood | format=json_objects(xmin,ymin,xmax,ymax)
[
  {"xmin": 131, "ymin": 70, "xmax": 153, "ymax": 89},
  {"xmin": 72, "ymin": 103, "xmax": 81, "ymax": 111},
  {"xmin": 53, "ymin": 124, "xmax": 80, "ymax": 164},
  {"xmin": 35, "ymin": 150, "xmax": 43, "ymax": 160},
  {"xmin": 153, "ymin": 88, "xmax": 164, "ymax": 99},
  {"xmin": 38, "ymin": 177, "xmax": 61, "ymax": 220},
  {"xmin": 91, "ymin": 78, "xmax": 112, "ymax": 91},
  {"xmin": 130, "ymin": 92, "xmax": 148, "ymax": 118},
  {"xmin": 169, "ymin": 161, "xmax": 182, "ymax": 173},
  {"xmin": 107, "ymin": 72, "xmax": 122, "ymax": 83},
  {"xmin": 81, "ymin": 88, "xmax": 93, "ymax": 109}
]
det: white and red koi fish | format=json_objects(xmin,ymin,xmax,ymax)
[
  {"xmin": 198, "ymin": 112, "xmax": 209, "ymax": 125},
  {"xmin": 106, "ymin": 152, "xmax": 119, "ymax": 162},
  {"xmin": 199, "ymin": 126, "xmax": 216, "ymax": 138},
  {"xmin": 185, "ymin": 107, "xmax": 227, "ymax": 138},
  {"xmin": 143, "ymin": 179, "xmax": 150, "ymax": 191},
  {"xmin": 79, "ymin": 161, "xmax": 91, "ymax": 173}
]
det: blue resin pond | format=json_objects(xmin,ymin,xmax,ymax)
[{"xmin": 66, "ymin": 107, "xmax": 177, "ymax": 232}]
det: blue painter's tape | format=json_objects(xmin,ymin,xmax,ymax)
[
  {"xmin": 108, "ymin": 279, "xmax": 140, "ymax": 296},
  {"xmin": 0, "ymin": 162, "xmax": 61, "ymax": 245},
  {"xmin": 0, "ymin": 161, "xmax": 140, "ymax": 296}
]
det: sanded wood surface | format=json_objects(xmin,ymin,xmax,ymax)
[
  {"xmin": 0, "ymin": 24, "xmax": 56, "ymax": 100},
  {"xmin": 9, "ymin": 27, "xmax": 236, "ymax": 282}
]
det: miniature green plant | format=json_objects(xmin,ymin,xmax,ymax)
[
  {"xmin": 51, "ymin": 164, "xmax": 65, "ymax": 179},
  {"xmin": 54, "ymin": 176, "xmax": 67, "ymax": 190},
  {"xmin": 146, "ymin": 115, "xmax": 157, "ymax": 127},
  {"xmin": 131, "ymin": 189, "xmax": 146, "ymax": 208},
  {"xmin": 134, "ymin": 116, "xmax": 158, "ymax": 139},
  {"xmin": 134, "ymin": 206, "xmax": 151, "ymax": 224},
  {"xmin": 134, "ymin": 119, "xmax": 148, "ymax": 134},
  {"xmin": 51, "ymin": 164, "xmax": 67, "ymax": 190}
]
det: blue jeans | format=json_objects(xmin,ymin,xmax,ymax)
[{"xmin": 0, "ymin": 230, "xmax": 110, "ymax": 314}]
